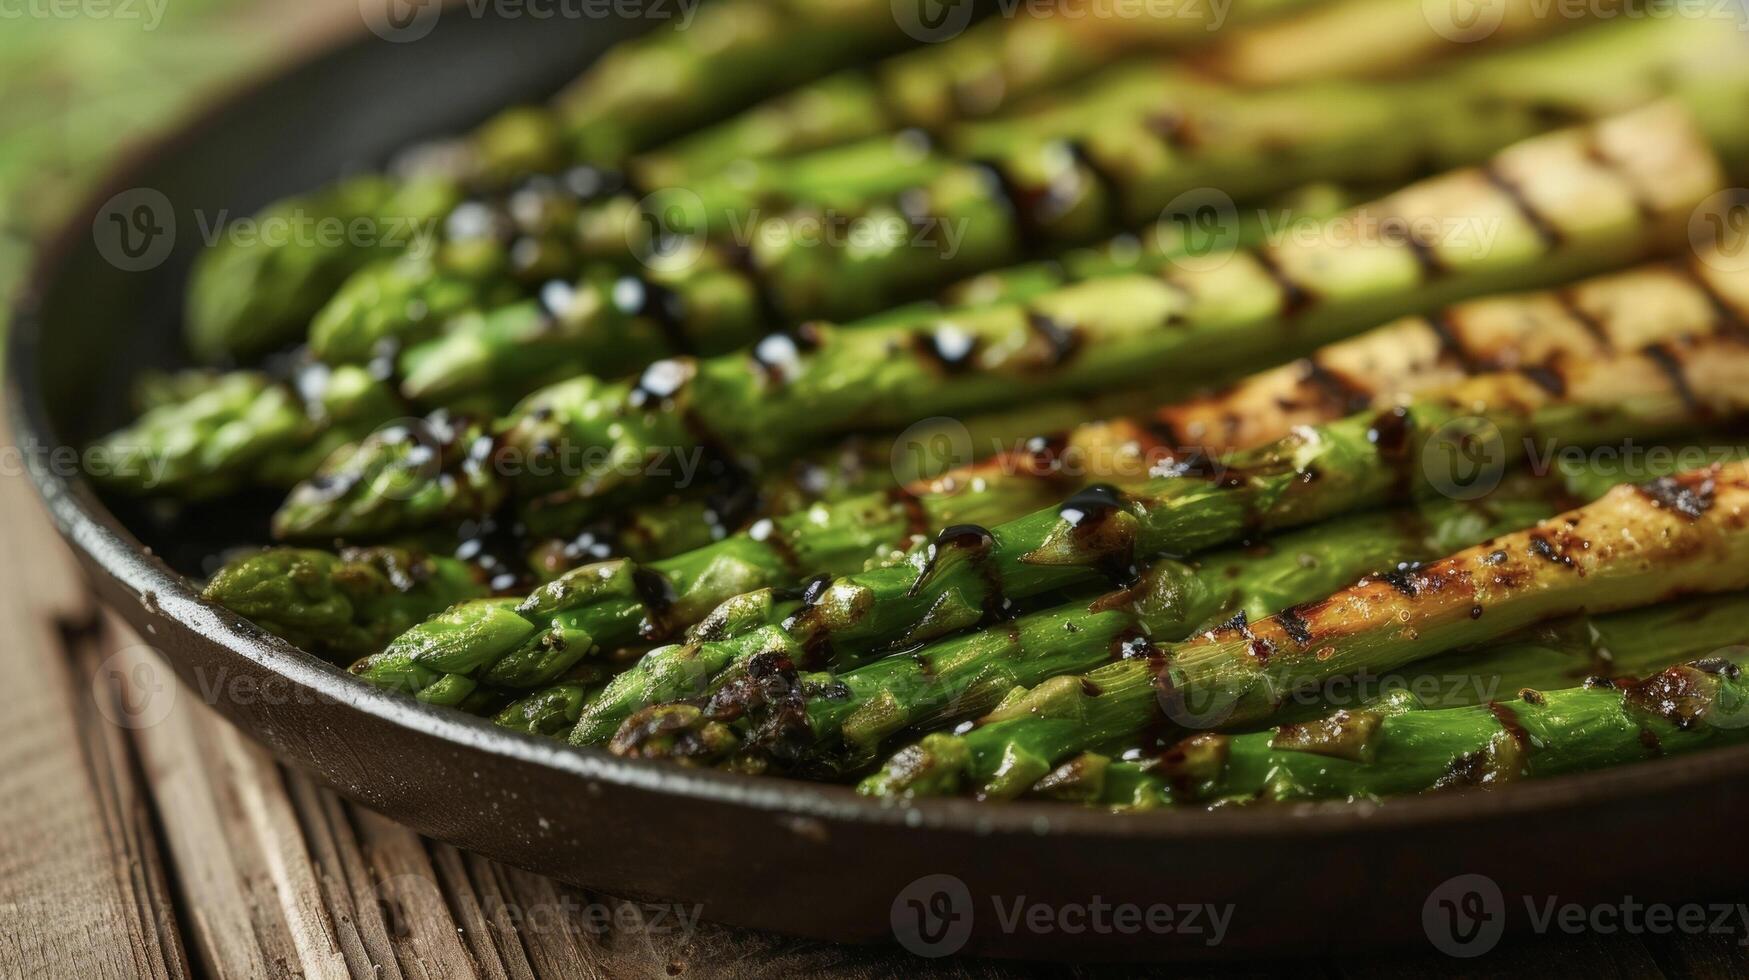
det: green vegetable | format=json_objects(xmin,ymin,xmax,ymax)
[
  {"xmin": 577, "ymin": 338, "xmax": 1749, "ymax": 752},
  {"xmin": 387, "ymin": 245, "xmax": 1742, "ymax": 718},
  {"xmin": 186, "ymin": 176, "xmax": 460, "ymax": 363},
  {"xmin": 203, "ymin": 547, "xmax": 488, "ymax": 663},
  {"xmin": 185, "ymin": 0, "xmax": 909, "ymax": 362},
  {"xmin": 312, "ymin": 16, "xmax": 1749, "ymax": 389},
  {"xmin": 1026, "ymin": 660, "xmax": 1749, "ymax": 808},
  {"xmin": 273, "ymin": 100, "xmax": 1729, "ymax": 538},
  {"xmin": 868, "ymin": 580, "xmax": 1749, "ymax": 800},
  {"xmin": 88, "ymin": 365, "xmax": 400, "ymax": 499}
]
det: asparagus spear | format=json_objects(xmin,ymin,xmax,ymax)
[
  {"xmin": 185, "ymin": 176, "xmax": 462, "ymax": 364},
  {"xmin": 312, "ymin": 133, "xmax": 953, "ymax": 373},
  {"xmin": 636, "ymin": 0, "xmax": 1413, "ymax": 187},
  {"xmin": 630, "ymin": 17, "xmax": 1116, "ymax": 187},
  {"xmin": 308, "ymin": 15, "xmax": 1748, "ymax": 387},
  {"xmin": 1019, "ymin": 593, "xmax": 1749, "ymax": 806},
  {"xmin": 608, "ymin": 485, "xmax": 1564, "ymax": 764},
  {"xmin": 334, "ymin": 178, "xmax": 1360, "ymax": 413},
  {"xmin": 1280, "ymin": 591, "xmax": 1749, "ymax": 720},
  {"xmin": 382, "ymin": 246, "xmax": 1741, "ymax": 715},
  {"xmin": 1176, "ymin": 0, "xmax": 1616, "ymax": 86},
  {"xmin": 549, "ymin": 0, "xmax": 909, "ymax": 164},
  {"xmin": 521, "ymin": 381, "xmax": 1175, "ymax": 572},
  {"xmin": 626, "ymin": 18, "xmax": 1749, "ymax": 291},
  {"xmin": 1026, "ymin": 660, "xmax": 1749, "ymax": 808},
  {"xmin": 202, "ymin": 547, "xmax": 488, "ymax": 663},
  {"xmin": 275, "ymin": 100, "xmax": 1727, "ymax": 538},
  {"xmin": 185, "ymin": 0, "xmax": 910, "ymax": 362},
  {"xmin": 88, "ymin": 364, "xmax": 401, "ymax": 499},
  {"xmin": 867, "ymin": 569, "xmax": 1749, "ymax": 800},
  {"xmin": 894, "ymin": 456, "xmax": 1749, "ymax": 798},
  {"xmin": 581, "ymin": 338, "xmax": 1749, "ymax": 750}
]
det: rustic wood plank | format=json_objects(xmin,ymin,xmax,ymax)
[
  {"xmin": 452, "ymin": 853, "xmax": 544, "ymax": 980},
  {"xmin": 349, "ymin": 808, "xmax": 484, "ymax": 979},
  {"xmin": 0, "ymin": 466, "xmax": 191, "ymax": 980},
  {"xmin": 121, "ymin": 636, "xmax": 349, "ymax": 979},
  {"xmin": 285, "ymin": 775, "xmax": 409, "ymax": 979}
]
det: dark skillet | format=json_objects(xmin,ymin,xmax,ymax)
[{"xmin": 11, "ymin": 5, "xmax": 1749, "ymax": 959}]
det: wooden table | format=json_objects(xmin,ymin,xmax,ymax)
[{"xmin": 5, "ymin": 457, "xmax": 1749, "ymax": 979}]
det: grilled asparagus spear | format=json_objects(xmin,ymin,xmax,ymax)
[
  {"xmin": 866, "ymin": 559, "xmax": 1749, "ymax": 799},
  {"xmin": 579, "ymin": 339, "xmax": 1749, "ymax": 749},
  {"xmin": 623, "ymin": 443, "xmax": 1749, "ymax": 770},
  {"xmin": 314, "ymin": 17, "xmax": 1749, "ymax": 380},
  {"xmin": 202, "ymin": 547, "xmax": 488, "ymax": 662},
  {"xmin": 607, "ymin": 486, "xmax": 1563, "ymax": 763},
  {"xmin": 275, "ymin": 100, "xmax": 1725, "ymax": 538},
  {"xmin": 89, "ymin": 365, "xmax": 401, "ymax": 499},
  {"xmin": 632, "ymin": 17, "xmax": 1116, "ymax": 186},
  {"xmin": 1280, "ymin": 590, "xmax": 1749, "ymax": 720},
  {"xmin": 185, "ymin": 0, "xmax": 911, "ymax": 362},
  {"xmin": 634, "ymin": 0, "xmax": 1525, "ymax": 187},
  {"xmin": 1026, "ymin": 661, "xmax": 1749, "ymax": 808},
  {"xmin": 364, "ymin": 248, "xmax": 1744, "ymax": 712},
  {"xmin": 956, "ymin": 460, "xmax": 1749, "ymax": 800}
]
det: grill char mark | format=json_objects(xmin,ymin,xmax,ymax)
[{"xmin": 1480, "ymin": 163, "xmax": 1563, "ymax": 249}]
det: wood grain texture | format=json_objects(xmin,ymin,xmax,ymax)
[
  {"xmin": 0, "ymin": 467, "xmax": 190, "ymax": 980},
  {"xmin": 6, "ymin": 447, "xmax": 1749, "ymax": 979}
]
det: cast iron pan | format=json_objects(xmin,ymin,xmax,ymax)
[{"xmin": 12, "ymin": 4, "xmax": 1749, "ymax": 960}]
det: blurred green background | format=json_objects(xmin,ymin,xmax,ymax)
[{"xmin": 0, "ymin": 0, "xmax": 350, "ymax": 305}]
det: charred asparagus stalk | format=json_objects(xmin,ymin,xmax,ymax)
[
  {"xmin": 609, "ymin": 486, "xmax": 1563, "ymax": 764},
  {"xmin": 202, "ymin": 547, "xmax": 489, "ymax": 662},
  {"xmin": 185, "ymin": 0, "xmax": 912, "ymax": 362},
  {"xmin": 866, "ymin": 556, "xmax": 1749, "ymax": 800},
  {"xmin": 632, "ymin": 17, "xmax": 1116, "ymax": 187},
  {"xmin": 582, "ymin": 339, "xmax": 1749, "ymax": 751},
  {"xmin": 636, "ymin": 0, "xmax": 1500, "ymax": 187},
  {"xmin": 314, "ymin": 16, "xmax": 1749, "ymax": 381},
  {"xmin": 1027, "ymin": 661, "xmax": 1749, "ymax": 808},
  {"xmin": 1279, "ymin": 590, "xmax": 1749, "ymax": 721},
  {"xmin": 375, "ymin": 248, "xmax": 1743, "ymax": 714},
  {"xmin": 1040, "ymin": 591, "xmax": 1749, "ymax": 807},
  {"xmin": 521, "ymin": 381, "xmax": 1175, "ymax": 572},
  {"xmin": 274, "ymin": 101, "xmax": 1727, "ymax": 539},
  {"xmin": 88, "ymin": 365, "xmax": 401, "ymax": 499}
]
